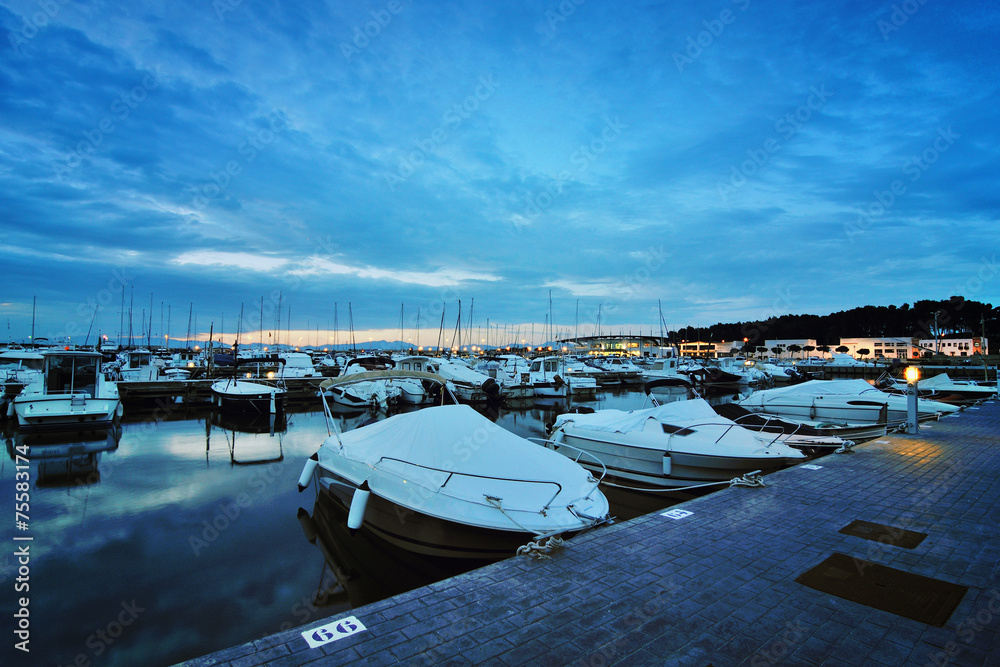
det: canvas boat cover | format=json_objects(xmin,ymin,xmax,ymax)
[
  {"xmin": 553, "ymin": 398, "xmax": 722, "ymax": 434},
  {"xmin": 336, "ymin": 404, "xmax": 588, "ymax": 485},
  {"xmin": 746, "ymin": 379, "xmax": 886, "ymax": 399}
]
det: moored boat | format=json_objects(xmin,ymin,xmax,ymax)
[
  {"xmin": 545, "ymin": 398, "xmax": 805, "ymax": 491},
  {"xmin": 298, "ymin": 372, "xmax": 611, "ymax": 559},
  {"xmin": 11, "ymin": 350, "xmax": 123, "ymax": 431}
]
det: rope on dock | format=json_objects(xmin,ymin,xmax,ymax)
[{"xmin": 516, "ymin": 536, "xmax": 564, "ymax": 560}]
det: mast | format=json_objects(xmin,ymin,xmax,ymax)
[
  {"xmin": 276, "ymin": 292, "xmax": 282, "ymax": 350},
  {"xmin": 348, "ymin": 302, "xmax": 356, "ymax": 352},
  {"xmin": 128, "ymin": 287, "xmax": 134, "ymax": 348},
  {"xmin": 260, "ymin": 296, "xmax": 264, "ymax": 349},
  {"xmin": 436, "ymin": 304, "xmax": 445, "ymax": 353},
  {"xmin": 30, "ymin": 295, "xmax": 36, "ymax": 345},
  {"xmin": 399, "ymin": 303, "xmax": 404, "ymax": 353},
  {"xmin": 185, "ymin": 303, "xmax": 193, "ymax": 350}
]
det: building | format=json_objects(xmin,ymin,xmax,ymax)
[
  {"xmin": 916, "ymin": 336, "xmax": 988, "ymax": 357},
  {"xmin": 762, "ymin": 339, "xmax": 820, "ymax": 359},
  {"xmin": 837, "ymin": 337, "xmax": 913, "ymax": 359}
]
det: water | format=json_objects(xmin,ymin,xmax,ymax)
[{"xmin": 1, "ymin": 386, "xmax": 739, "ymax": 666}]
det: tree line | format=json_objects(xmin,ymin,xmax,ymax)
[{"xmin": 672, "ymin": 297, "xmax": 996, "ymax": 347}]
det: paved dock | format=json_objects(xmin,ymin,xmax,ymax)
[{"xmin": 180, "ymin": 399, "xmax": 1000, "ymax": 666}]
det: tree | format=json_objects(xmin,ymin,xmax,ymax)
[
  {"xmin": 836, "ymin": 346, "xmax": 849, "ymax": 354},
  {"xmin": 771, "ymin": 347, "xmax": 781, "ymax": 355},
  {"xmin": 787, "ymin": 344, "xmax": 802, "ymax": 358},
  {"xmin": 803, "ymin": 345, "xmax": 816, "ymax": 356},
  {"xmin": 857, "ymin": 348, "xmax": 871, "ymax": 359},
  {"xmin": 756, "ymin": 346, "xmax": 768, "ymax": 358},
  {"xmin": 817, "ymin": 345, "xmax": 831, "ymax": 355}
]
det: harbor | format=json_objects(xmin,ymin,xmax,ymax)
[{"xmin": 183, "ymin": 395, "xmax": 1000, "ymax": 666}]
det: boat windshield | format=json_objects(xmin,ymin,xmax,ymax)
[{"xmin": 45, "ymin": 355, "xmax": 99, "ymax": 396}]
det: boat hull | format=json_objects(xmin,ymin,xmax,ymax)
[
  {"xmin": 318, "ymin": 473, "xmax": 559, "ymax": 559},
  {"xmin": 550, "ymin": 428, "xmax": 798, "ymax": 490},
  {"xmin": 13, "ymin": 394, "xmax": 122, "ymax": 431}
]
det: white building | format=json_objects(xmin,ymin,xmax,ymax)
[
  {"xmin": 916, "ymin": 337, "xmax": 988, "ymax": 357},
  {"xmin": 763, "ymin": 339, "xmax": 820, "ymax": 359},
  {"xmin": 837, "ymin": 337, "xmax": 913, "ymax": 359}
]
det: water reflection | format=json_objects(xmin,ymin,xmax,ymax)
[
  {"xmin": 298, "ymin": 485, "xmax": 490, "ymax": 609},
  {"xmin": 6, "ymin": 425, "xmax": 122, "ymax": 487}
]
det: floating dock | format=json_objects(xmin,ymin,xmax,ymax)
[{"xmin": 179, "ymin": 400, "xmax": 1000, "ymax": 666}]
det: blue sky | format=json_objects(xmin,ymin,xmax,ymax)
[{"xmin": 1, "ymin": 0, "xmax": 998, "ymax": 348}]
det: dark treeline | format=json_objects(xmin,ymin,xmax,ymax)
[{"xmin": 673, "ymin": 297, "xmax": 997, "ymax": 347}]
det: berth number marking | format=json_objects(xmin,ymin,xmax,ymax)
[
  {"xmin": 302, "ymin": 615, "xmax": 366, "ymax": 649},
  {"xmin": 801, "ymin": 464, "xmax": 823, "ymax": 470},
  {"xmin": 661, "ymin": 509, "xmax": 693, "ymax": 520}
]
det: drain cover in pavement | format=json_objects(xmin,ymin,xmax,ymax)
[
  {"xmin": 795, "ymin": 552, "xmax": 967, "ymax": 626},
  {"xmin": 839, "ymin": 520, "xmax": 927, "ymax": 549}
]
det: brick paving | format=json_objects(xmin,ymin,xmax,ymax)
[{"xmin": 179, "ymin": 399, "xmax": 1000, "ymax": 666}]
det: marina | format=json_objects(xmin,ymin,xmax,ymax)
[{"xmin": 4, "ymin": 355, "xmax": 997, "ymax": 666}]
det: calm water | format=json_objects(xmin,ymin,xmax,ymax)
[{"xmin": 1, "ymin": 386, "xmax": 738, "ymax": 666}]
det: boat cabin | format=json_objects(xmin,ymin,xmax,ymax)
[{"xmin": 42, "ymin": 351, "xmax": 103, "ymax": 397}]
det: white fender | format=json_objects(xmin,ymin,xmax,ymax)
[
  {"xmin": 269, "ymin": 390, "xmax": 276, "ymax": 415},
  {"xmin": 297, "ymin": 453, "xmax": 319, "ymax": 492},
  {"xmin": 347, "ymin": 481, "xmax": 370, "ymax": 530}
]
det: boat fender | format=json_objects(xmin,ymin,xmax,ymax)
[
  {"xmin": 347, "ymin": 481, "xmax": 370, "ymax": 531},
  {"xmin": 269, "ymin": 390, "xmax": 276, "ymax": 415},
  {"xmin": 553, "ymin": 374, "xmax": 564, "ymax": 387},
  {"xmin": 297, "ymin": 452, "xmax": 319, "ymax": 492},
  {"xmin": 6, "ymin": 401, "xmax": 13, "ymax": 418},
  {"xmin": 296, "ymin": 507, "xmax": 318, "ymax": 544}
]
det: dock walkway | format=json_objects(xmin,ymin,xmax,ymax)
[{"xmin": 181, "ymin": 400, "xmax": 1000, "ymax": 666}]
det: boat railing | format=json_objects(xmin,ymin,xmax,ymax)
[
  {"xmin": 528, "ymin": 436, "xmax": 606, "ymax": 501},
  {"xmin": 375, "ymin": 455, "xmax": 568, "ymax": 512}
]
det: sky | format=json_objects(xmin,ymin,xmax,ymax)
[{"xmin": 1, "ymin": 0, "xmax": 998, "ymax": 348}]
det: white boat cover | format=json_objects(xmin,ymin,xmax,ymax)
[
  {"xmin": 553, "ymin": 398, "xmax": 722, "ymax": 434},
  {"xmin": 745, "ymin": 379, "xmax": 885, "ymax": 399},
  {"xmin": 336, "ymin": 404, "xmax": 590, "ymax": 491},
  {"xmin": 211, "ymin": 379, "xmax": 285, "ymax": 396},
  {"xmin": 918, "ymin": 373, "xmax": 961, "ymax": 389}
]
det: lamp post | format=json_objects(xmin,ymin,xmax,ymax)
[{"xmin": 905, "ymin": 366, "xmax": 919, "ymax": 435}]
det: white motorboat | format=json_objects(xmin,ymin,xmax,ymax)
[
  {"xmin": 738, "ymin": 379, "xmax": 959, "ymax": 426},
  {"xmin": 546, "ymin": 398, "xmax": 805, "ymax": 490},
  {"xmin": 298, "ymin": 373, "xmax": 610, "ymax": 559},
  {"xmin": 433, "ymin": 357, "xmax": 501, "ymax": 403},
  {"xmin": 324, "ymin": 357, "xmax": 401, "ymax": 409},
  {"xmin": 10, "ymin": 350, "xmax": 123, "ymax": 431},
  {"xmin": 210, "ymin": 359, "xmax": 286, "ymax": 416},
  {"xmin": 877, "ymin": 372, "xmax": 996, "ymax": 406},
  {"xmin": 108, "ymin": 348, "xmax": 160, "ymax": 382},
  {"xmin": 1, "ymin": 349, "xmax": 44, "ymax": 415},
  {"xmin": 527, "ymin": 356, "xmax": 567, "ymax": 398},
  {"xmin": 279, "ymin": 352, "xmax": 318, "ymax": 378},
  {"xmin": 712, "ymin": 402, "xmax": 887, "ymax": 449},
  {"xmin": 475, "ymin": 356, "xmax": 534, "ymax": 401}
]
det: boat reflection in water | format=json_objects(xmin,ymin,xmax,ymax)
[
  {"xmin": 298, "ymin": 485, "xmax": 490, "ymax": 610},
  {"xmin": 7, "ymin": 425, "xmax": 122, "ymax": 487},
  {"xmin": 207, "ymin": 409, "xmax": 287, "ymax": 466}
]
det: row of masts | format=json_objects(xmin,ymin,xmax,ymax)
[{"xmin": 13, "ymin": 291, "xmax": 684, "ymax": 353}]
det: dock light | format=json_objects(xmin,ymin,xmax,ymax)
[
  {"xmin": 245, "ymin": 372, "xmax": 252, "ymax": 379},
  {"xmin": 267, "ymin": 371, "xmax": 274, "ymax": 379},
  {"xmin": 905, "ymin": 366, "xmax": 919, "ymax": 434}
]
